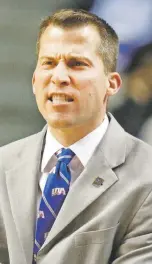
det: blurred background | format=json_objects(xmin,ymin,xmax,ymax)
[{"xmin": 1, "ymin": 0, "xmax": 152, "ymax": 146}]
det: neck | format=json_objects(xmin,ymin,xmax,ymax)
[{"xmin": 49, "ymin": 117, "xmax": 105, "ymax": 147}]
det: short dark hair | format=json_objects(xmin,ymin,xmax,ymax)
[{"xmin": 37, "ymin": 9, "xmax": 119, "ymax": 73}]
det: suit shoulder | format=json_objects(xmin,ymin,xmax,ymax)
[
  {"xmin": 0, "ymin": 132, "xmax": 39, "ymax": 151},
  {"xmin": 125, "ymin": 132, "xmax": 152, "ymax": 161},
  {"xmin": 0, "ymin": 131, "xmax": 44, "ymax": 169}
]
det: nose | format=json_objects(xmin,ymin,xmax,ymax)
[{"xmin": 51, "ymin": 62, "xmax": 70, "ymax": 87}]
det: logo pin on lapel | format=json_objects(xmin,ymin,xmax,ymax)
[{"xmin": 93, "ymin": 177, "xmax": 104, "ymax": 187}]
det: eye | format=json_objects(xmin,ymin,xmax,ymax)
[
  {"xmin": 43, "ymin": 60, "xmax": 54, "ymax": 66},
  {"xmin": 75, "ymin": 61, "xmax": 83, "ymax": 66},
  {"xmin": 68, "ymin": 60, "xmax": 86, "ymax": 67}
]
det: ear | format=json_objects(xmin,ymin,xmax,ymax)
[
  {"xmin": 106, "ymin": 72, "xmax": 122, "ymax": 96},
  {"xmin": 32, "ymin": 72, "xmax": 36, "ymax": 94}
]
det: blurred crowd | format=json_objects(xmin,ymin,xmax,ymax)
[
  {"xmin": 112, "ymin": 43, "xmax": 152, "ymax": 145},
  {"xmin": 90, "ymin": 0, "xmax": 152, "ymax": 145}
]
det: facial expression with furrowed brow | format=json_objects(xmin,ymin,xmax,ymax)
[{"xmin": 32, "ymin": 25, "xmax": 121, "ymax": 134}]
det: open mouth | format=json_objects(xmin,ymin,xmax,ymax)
[{"xmin": 49, "ymin": 94, "xmax": 74, "ymax": 104}]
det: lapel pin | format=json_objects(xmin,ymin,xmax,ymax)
[{"xmin": 93, "ymin": 177, "xmax": 104, "ymax": 187}]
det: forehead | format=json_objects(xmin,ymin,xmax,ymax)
[{"xmin": 39, "ymin": 25, "xmax": 101, "ymax": 57}]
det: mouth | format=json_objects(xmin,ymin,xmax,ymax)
[{"xmin": 48, "ymin": 94, "xmax": 74, "ymax": 104}]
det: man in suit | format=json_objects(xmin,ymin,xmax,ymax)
[{"xmin": 0, "ymin": 8, "xmax": 152, "ymax": 264}]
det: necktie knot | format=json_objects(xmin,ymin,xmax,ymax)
[{"xmin": 56, "ymin": 148, "xmax": 75, "ymax": 165}]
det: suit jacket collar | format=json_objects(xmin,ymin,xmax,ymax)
[{"xmin": 101, "ymin": 112, "xmax": 126, "ymax": 168}]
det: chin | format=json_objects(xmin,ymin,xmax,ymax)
[{"xmin": 47, "ymin": 118, "xmax": 74, "ymax": 129}]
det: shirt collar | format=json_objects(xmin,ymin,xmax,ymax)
[{"xmin": 41, "ymin": 114, "xmax": 109, "ymax": 171}]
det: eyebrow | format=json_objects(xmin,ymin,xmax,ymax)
[{"xmin": 39, "ymin": 55, "xmax": 93, "ymax": 65}]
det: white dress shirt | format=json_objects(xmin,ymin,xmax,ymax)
[{"xmin": 39, "ymin": 115, "xmax": 109, "ymax": 193}]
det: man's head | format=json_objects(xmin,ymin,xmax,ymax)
[
  {"xmin": 32, "ymin": 9, "xmax": 121, "ymax": 142},
  {"xmin": 37, "ymin": 9, "xmax": 119, "ymax": 74}
]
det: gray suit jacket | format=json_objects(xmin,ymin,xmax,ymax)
[{"xmin": 0, "ymin": 113, "xmax": 152, "ymax": 264}]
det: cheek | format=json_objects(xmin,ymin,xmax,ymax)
[
  {"xmin": 75, "ymin": 77, "xmax": 95, "ymax": 92},
  {"xmin": 76, "ymin": 77, "xmax": 99, "ymax": 101},
  {"xmin": 84, "ymin": 85, "xmax": 106, "ymax": 108},
  {"xmin": 34, "ymin": 82, "xmax": 47, "ymax": 107},
  {"xmin": 34, "ymin": 71, "xmax": 50, "ymax": 96},
  {"xmin": 79, "ymin": 89, "xmax": 95, "ymax": 110},
  {"xmin": 74, "ymin": 70, "xmax": 97, "ymax": 88},
  {"xmin": 34, "ymin": 69, "xmax": 51, "ymax": 87}
]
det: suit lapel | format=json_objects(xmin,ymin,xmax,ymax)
[
  {"xmin": 40, "ymin": 114, "xmax": 127, "ymax": 252},
  {"xmin": 40, "ymin": 147, "xmax": 118, "ymax": 252},
  {"xmin": 5, "ymin": 127, "xmax": 47, "ymax": 264}
]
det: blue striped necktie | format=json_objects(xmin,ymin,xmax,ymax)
[{"xmin": 33, "ymin": 148, "xmax": 75, "ymax": 263}]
